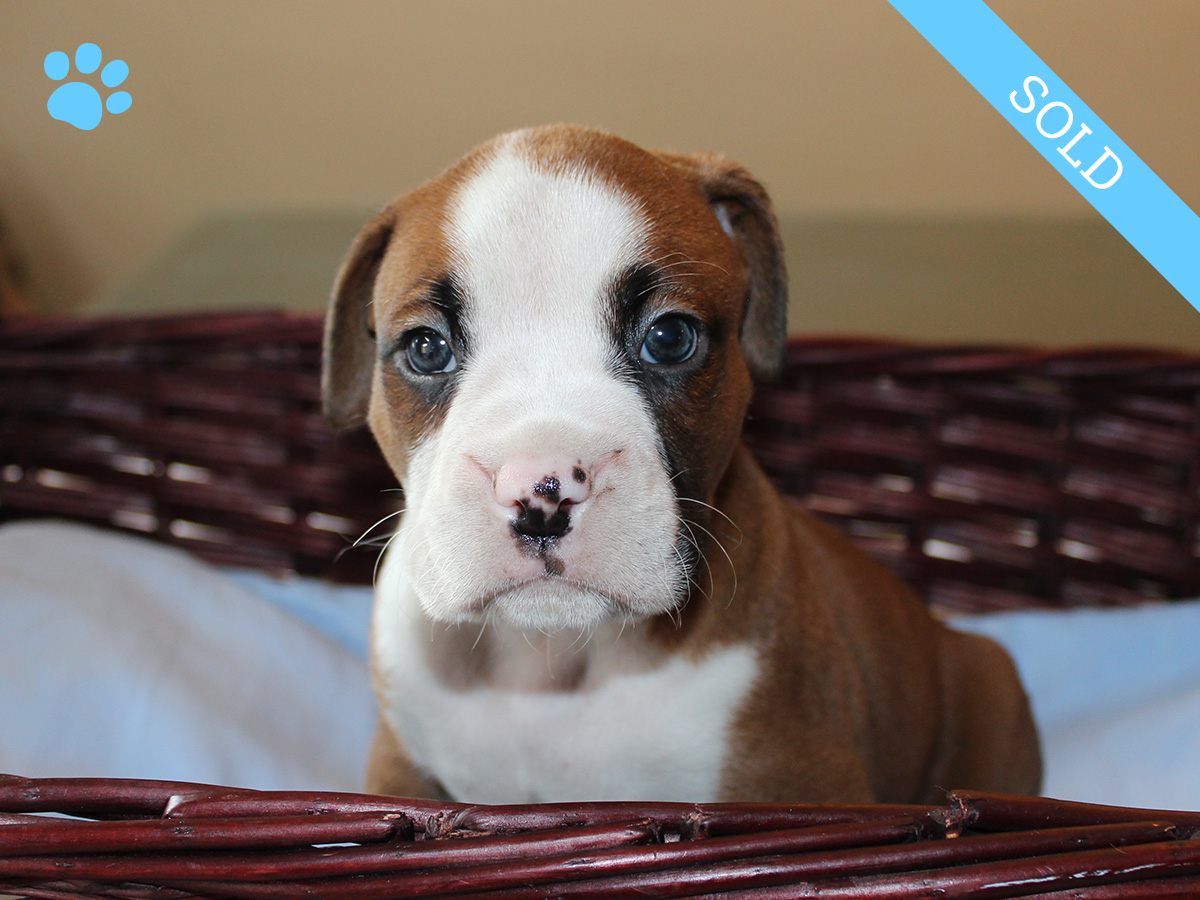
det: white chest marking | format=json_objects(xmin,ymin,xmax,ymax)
[
  {"xmin": 410, "ymin": 645, "xmax": 756, "ymax": 804},
  {"xmin": 374, "ymin": 553, "xmax": 759, "ymax": 803}
]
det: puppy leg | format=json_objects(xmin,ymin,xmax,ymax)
[
  {"xmin": 365, "ymin": 721, "xmax": 450, "ymax": 800},
  {"xmin": 928, "ymin": 629, "xmax": 1042, "ymax": 799},
  {"xmin": 720, "ymin": 730, "xmax": 877, "ymax": 803}
]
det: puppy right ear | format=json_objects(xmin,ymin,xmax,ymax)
[
  {"xmin": 654, "ymin": 151, "xmax": 788, "ymax": 383},
  {"xmin": 322, "ymin": 209, "xmax": 395, "ymax": 431}
]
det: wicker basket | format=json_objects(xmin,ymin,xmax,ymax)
[
  {"xmin": 0, "ymin": 313, "xmax": 394, "ymax": 584},
  {"xmin": 4, "ymin": 311, "xmax": 1200, "ymax": 610},
  {"xmin": 3, "ymin": 775, "xmax": 1200, "ymax": 899},
  {"xmin": 5, "ymin": 311, "xmax": 1200, "ymax": 898},
  {"xmin": 746, "ymin": 337, "xmax": 1200, "ymax": 612}
]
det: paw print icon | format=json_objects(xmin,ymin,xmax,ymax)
[{"xmin": 44, "ymin": 43, "xmax": 131, "ymax": 131}]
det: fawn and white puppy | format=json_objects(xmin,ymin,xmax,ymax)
[{"xmin": 322, "ymin": 125, "xmax": 1041, "ymax": 804}]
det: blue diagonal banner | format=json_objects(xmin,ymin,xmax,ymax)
[{"xmin": 887, "ymin": 0, "xmax": 1200, "ymax": 311}]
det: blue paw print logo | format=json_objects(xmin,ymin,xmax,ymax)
[{"xmin": 44, "ymin": 43, "xmax": 131, "ymax": 131}]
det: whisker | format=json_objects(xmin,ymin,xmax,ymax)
[
  {"xmin": 568, "ymin": 627, "xmax": 595, "ymax": 656},
  {"xmin": 644, "ymin": 250, "xmax": 689, "ymax": 267},
  {"xmin": 665, "ymin": 257, "xmax": 733, "ymax": 277},
  {"xmin": 638, "ymin": 251, "xmax": 733, "ymax": 294},
  {"xmin": 677, "ymin": 497, "xmax": 744, "ymax": 546},
  {"xmin": 470, "ymin": 616, "xmax": 489, "ymax": 652},
  {"xmin": 373, "ymin": 523, "xmax": 406, "ymax": 589},
  {"xmin": 667, "ymin": 467, "xmax": 695, "ymax": 487},
  {"xmin": 353, "ymin": 508, "xmax": 407, "ymax": 548},
  {"xmin": 334, "ymin": 503, "xmax": 404, "ymax": 569},
  {"xmin": 682, "ymin": 515, "xmax": 738, "ymax": 608},
  {"xmin": 676, "ymin": 519, "xmax": 714, "ymax": 602}
]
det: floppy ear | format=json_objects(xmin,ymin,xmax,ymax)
[
  {"xmin": 322, "ymin": 209, "xmax": 395, "ymax": 430},
  {"xmin": 661, "ymin": 153, "xmax": 789, "ymax": 383}
]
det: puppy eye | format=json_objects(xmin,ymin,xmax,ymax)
[
  {"xmin": 403, "ymin": 328, "xmax": 457, "ymax": 375},
  {"xmin": 639, "ymin": 315, "xmax": 698, "ymax": 366}
]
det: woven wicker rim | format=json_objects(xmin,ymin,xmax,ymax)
[{"xmin": 4, "ymin": 775, "xmax": 1200, "ymax": 899}]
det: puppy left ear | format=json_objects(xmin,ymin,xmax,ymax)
[
  {"xmin": 322, "ymin": 207, "xmax": 395, "ymax": 430},
  {"xmin": 660, "ymin": 152, "xmax": 789, "ymax": 382}
]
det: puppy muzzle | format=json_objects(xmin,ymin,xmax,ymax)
[{"xmin": 399, "ymin": 375, "xmax": 684, "ymax": 631}]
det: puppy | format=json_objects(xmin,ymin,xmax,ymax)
[{"xmin": 322, "ymin": 125, "xmax": 1041, "ymax": 804}]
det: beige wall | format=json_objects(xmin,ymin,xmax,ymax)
[{"xmin": 2, "ymin": 1, "xmax": 1198, "ymax": 345}]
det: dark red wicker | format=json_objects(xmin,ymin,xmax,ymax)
[
  {"xmin": 4, "ymin": 776, "xmax": 1200, "ymax": 899},
  {"xmin": 0, "ymin": 312, "xmax": 394, "ymax": 583},
  {"xmin": 4, "ymin": 311, "xmax": 1200, "ymax": 609},
  {"xmin": 746, "ymin": 336, "xmax": 1200, "ymax": 612}
]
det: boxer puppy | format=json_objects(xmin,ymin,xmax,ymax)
[{"xmin": 323, "ymin": 125, "xmax": 1041, "ymax": 804}]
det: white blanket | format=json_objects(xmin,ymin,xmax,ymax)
[
  {"xmin": 953, "ymin": 601, "xmax": 1200, "ymax": 809},
  {"xmin": 3, "ymin": 520, "xmax": 1200, "ymax": 809},
  {"xmin": 0, "ymin": 520, "xmax": 375, "ymax": 791}
]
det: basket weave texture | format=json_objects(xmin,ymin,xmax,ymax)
[
  {"xmin": 4, "ymin": 311, "xmax": 1200, "ymax": 610},
  {"xmin": 4, "ymin": 775, "xmax": 1200, "ymax": 899},
  {"xmin": 0, "ymin": 313, "xmax": 393, "ymax": 584},
  {"xmin": 5, "ymin": 312, "xmax": 1200, "ymax": 896}
]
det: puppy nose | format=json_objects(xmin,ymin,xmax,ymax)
[{"xmin": 493, "ymin": 460, "xmax": 593, "ymax": 540}]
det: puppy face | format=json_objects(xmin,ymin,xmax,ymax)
[{"xmin": 324, "ymin": 126, "xmax": 786, "ymax": 631}]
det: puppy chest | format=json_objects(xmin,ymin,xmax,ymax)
[{"xmin": 389, "ymin": 644, "xmax": 760, "ymax": 804}]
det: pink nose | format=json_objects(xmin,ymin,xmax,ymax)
[{"xmin": 493, "ymin": 459, "xmax": 593, "ymax": 543}]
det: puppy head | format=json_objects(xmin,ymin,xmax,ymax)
[{"xmin": 323, "ymin": 125, "xmax": 787, "ymax": 631}]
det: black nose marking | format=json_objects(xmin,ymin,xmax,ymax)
[
  {"xmin": 512, "ymin": 505, "xmax": 572, "ymax": 542},
  {"xmin": 532, "ymin": 476, "xmax": 562, "ymax": 503}
]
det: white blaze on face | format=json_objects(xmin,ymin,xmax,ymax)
[{"xmin": 395, "ymin": 137, "xmax": 687, "ymax": 631}]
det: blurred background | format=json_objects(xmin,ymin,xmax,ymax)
[{"xmin": 2, "ymin": 0, "xmax": 1198, "ymax": 347}]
